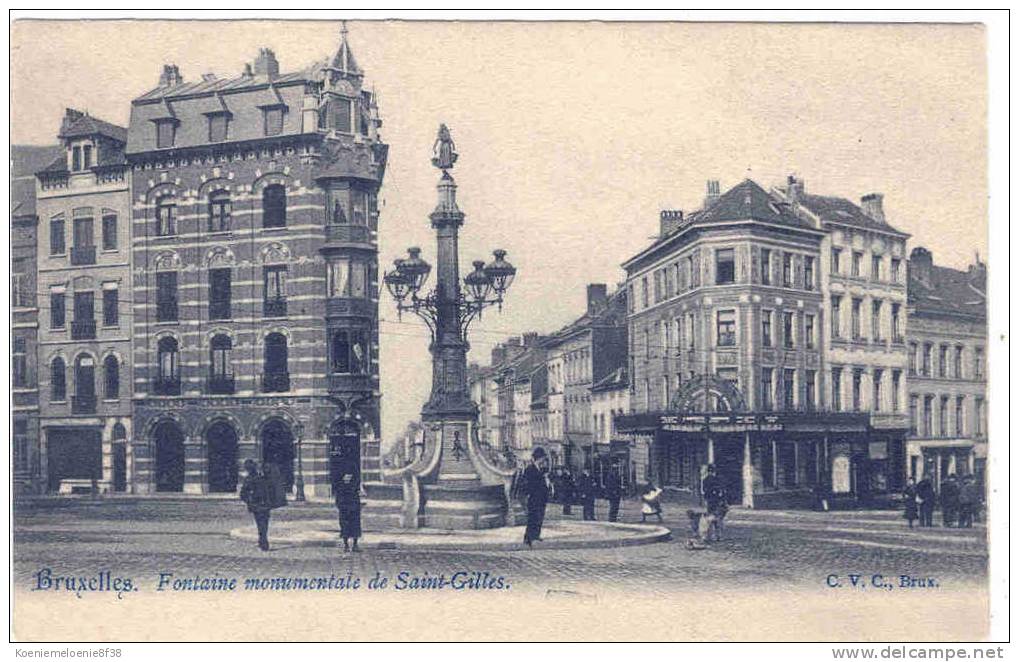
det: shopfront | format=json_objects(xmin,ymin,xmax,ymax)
[{"xmin": 616, "ymin": 411, "xmax": 888, "ymax": 509}]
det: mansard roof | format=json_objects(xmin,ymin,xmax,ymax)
[
  {"xmin": 909, "ymin": 263, "xmax": 987, "ymax": 321},
  {"xmin": 799, "ymin": 193, "xmax": 908, "ymax": 236}
]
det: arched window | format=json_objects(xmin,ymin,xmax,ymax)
[
  {"xmin": 330, "ymin": 328, "xmax": 367, "ymax": 375},
  {"xmin": 263, "ymin": 185, "xmax": 286, "ymax": 228},
  {"xmin": 209, "ymin": 334, "xmax": 234, "ymax": 394},
  {"xmin": 104, "ymin": 355, "xmax": 120, "ymax": 400},
  {"xmin": 208, "ymin": 191, "xmax": 231, "ymax": 232},
  {"xmin": 156, "ymin": 196, "xmax": 177, "ymax": 237},
  {"xmin": 331, "ymin": 330, "xmax": 350, "ymax": 373},
  {"xmin": 74, "ymin": 354, "xmax": 96, "ymax": 413},
  {"xmin": 155, "ymin": 337, "xmax": 181, "ymax": 395},
  {"xmin": 51, "ymin": 357, "xmax": 67, "ymax": 401},
  {"xmin": 112, "ymin": 422, "xmax": 127, "ymax": 441},
  {"xmin": 262, "ymin": 333, "xmax": 289, "ymax": 393}
]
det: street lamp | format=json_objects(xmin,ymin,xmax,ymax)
[{"xmin": 294, "ymin": 420, "xmax": 306, "ymax": 502}]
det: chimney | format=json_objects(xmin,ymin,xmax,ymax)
[
  {"xmin": 159, "ymin": 64, "xmax": 183, "ymax": 87},
  {"xmin": 909, "ymin": 246, "xmax": 933, "ymax": 286},
  {"xmin": 242, "ymin": 63, "xmax": 254, "ymax": 78},
  {"xmin": 704, "ymin": 180, "xmax": 721, "ymax": 209},
  {"xmin": 60, "ymin": 108, "xmax": 85, "ymax": 134},
  {"xmin": 586, "ymin": 283, "xmax": 608, "ymax": 316},
  {"xmin": 522, "ymin": 332, "xmax": 540, "ymax": 347},
  {"xmin": 786, "ymin": 175, "xmax": 804, "ymax": 204},
  {"xmin": 968, "ymin": 251, "xmax": 987, "ymax": 290},
  {"xmin": 659, "ymin": 209, "xmax": 684, "ymax": 238},
  {"xmin": 506, "ymin": 337, "xmax": 521, "ymax": 347},
  {"xmin": 861, "ymin": 193, "xmax": 885, "ymax": 223},
  {"xmin": 490, "ymin": 346, "xmax": 506, "ymax": 367},
  {"xmin": 254, "ymin": 48, "xmax": 280, "ymax": 80}
]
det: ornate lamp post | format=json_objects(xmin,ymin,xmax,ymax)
[{"xmin": 381, "ymin": 124, "xmax": 518, "ymax": 529}]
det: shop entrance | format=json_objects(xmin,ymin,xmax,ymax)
[{"xmin": 713, "ymin": 437, "xmax": 743, "ymax": 504}]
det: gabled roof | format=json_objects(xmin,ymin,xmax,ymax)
[
  {"xmin": 59, "ymin": 114, "xmax": 128, "ymax": 143},
  {"xmin": 909, "ymin": 263, "xmax": 986, "ymax": 320},
  {"xmin": 544, "ymin": 287, "xmax": 627, "ymax": 347},
  {"xmin": 799, "ymin": 193, "xmax": 908, "ymax": 236}
]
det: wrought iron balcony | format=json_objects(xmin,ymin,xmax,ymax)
[
  {"xmin": 71, "ymin": 319, "xmax": 96, "ymax": 340},
  {"xmin": 70, "ymin": 245, "xmax": 97, "ymax": 265},
  {"xmin": 263, "ymin": 297, "xmax": 287, "ymax": 318},
  {"xmin": 71, "ymin": 394, "xmax": 97, "ymax": 415},
  {"xmin": 262, "ymin": 372, "xmax": 290, "ymax": 393},
  {"xmin": 207, "ymin": 375, "xmax": 235, "ymax": 395},
  {"xmin": 152, "ymin": 376, "xmax": 181, "ymax": 396}
]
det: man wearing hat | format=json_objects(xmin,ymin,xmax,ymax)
[{"xmin": 522, "ymin": 447, "xmax": 551, "ymax": 547}]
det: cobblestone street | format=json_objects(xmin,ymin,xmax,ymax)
[{"xmin": 13, "ymin": 496, "xmax": 988, "ymax": 597}]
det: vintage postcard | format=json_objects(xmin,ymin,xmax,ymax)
[{"xmin": 7, "ymin": 14, "xmax": 1006, "ymax": 646}]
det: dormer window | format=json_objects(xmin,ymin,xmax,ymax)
[
  {"xmin": 72, "ymin": 146, "xmax": 81, "ymax": 171},
  {"xmin": 263, "ymin": 107, "xmax": 284, "ymax": 137},
  {"xmin": 70, "ymin": 143, "xmax": 94, "ymax": 171},
  {"xmin": 83, "ymin": 144, "xmax": 93, "ymax": 168},
  {"xmin": 155, "ymin": 120, "xmax": 176, "ymax": 149},
  {"xmin": 208, "ymin": 114, "xmax": 229, "ymax": 143}
]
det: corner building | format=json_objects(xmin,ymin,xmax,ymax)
[
  {"xmin": 617, "ymin": 178, "xmax": 909, "ymax": 508},
  {"xmin": 126, "ymin": 32, "xmax": 387, "ymax": 496}
]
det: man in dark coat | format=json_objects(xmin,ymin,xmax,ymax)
[
  {"xmin": 577, "ymin": 470, "xmax": 597, "ymax": 521},
  {"xmin": 559, "ymin": 469, "xmax": 576, "ymax": 516},
  {"xmin": 916, "ymin": 475, "xmax": 936, "ymax": 527},
  {"xmin": 702, "ymin": 464, "xmax": 726, "ymax": 516},
  {"xmin": 957, "ymin": 474, "xmax": 978, "ymax": 528},
  {"xmin": 240, "ymin": 459, "xmax": 275, "ymax": 551},
  {"xmin": 522, "ymin": 447, "xmax": 551, "ymax": 547},
  {"xmin": 334, "ymin": 472, "xmax": 362, "ymax": 552},
  {"xmin": 941, "ymin": 474, "xmax": 960, "ymax": 527},
  {"xmin": 604, "ymin": 462, "xmax": 623, "ymax": 523}
]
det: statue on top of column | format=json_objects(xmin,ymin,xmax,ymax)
[{"xmin": 431, "ymin": 123, "xmax": 458, "ymax": 171}]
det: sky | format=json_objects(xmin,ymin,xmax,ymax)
[{"xmin": 10, "ymin": 20, "xmax": 988, "ymax": 445}]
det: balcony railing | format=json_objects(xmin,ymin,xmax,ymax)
[
  {"xmin": 71, "ymin": 319, "xmax": 97, "ymax": 340},
  {"xmin": 262, "ymin": 372, "xmax": 290, "ymax": 393},
  {"xmin": 152, "ymin": 376, "xmax": 181, "ymax": 396},
  {"xmin": 207, "ymin": 375, "xmax": 235, "ymax": 395},
  {"xmin": 263, "ymin": 297, "xmax": 287, "ymax": 318},
  {"xmin": 71, "ymin": 394, "xmax": 97, "ymax": 415},
  {"xmin": 70, "ymin": 246, "xmax": 97, "ymax": 265}
]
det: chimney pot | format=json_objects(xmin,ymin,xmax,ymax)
[
  {"xmin": 586, "ymin": 283, "xmax": 609, "ymax": 315},
  {"xmin": 704, "ymin": 180, "xmax": 721, "ymax": 209},
  {"xmin": 159, "ymin": 64, "xmax": 183, "ymax": 87},
  {"xmin": 254, "ymin": 47, "xmax": 280, "ymax": 80},
  {"xmin": 658, "ymin": 209, "xmax": 685, "ymax": 237},
  {"xmin": 786, "ymin": 175, "xmax": 805, "ymax": 204},
  {"xmin": 861, "ymin": 193, "xmax": 885, "ymax": 223}
]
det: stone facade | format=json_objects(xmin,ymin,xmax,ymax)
[
  {"xmin": 34, "ymin": 110, "xmax": 133, "ymax": 495},
  {"xmin": 125, "ymin": 35, "xmax": 386, "ymax": 496},
  {"xmin": 11, "ymin": 145, "xmax": 62, "ymax": 494},
  {"xmin": 904, "ymin": 247, "xmax": 987, "ymax": 490},
  {"xmin": 618, "ymin": 178, "xmax": 910, "ymax": 508}
]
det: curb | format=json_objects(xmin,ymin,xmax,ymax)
[{"xmin": 228, "ymin": 520, "xmax": 673, "ymax": 552}]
